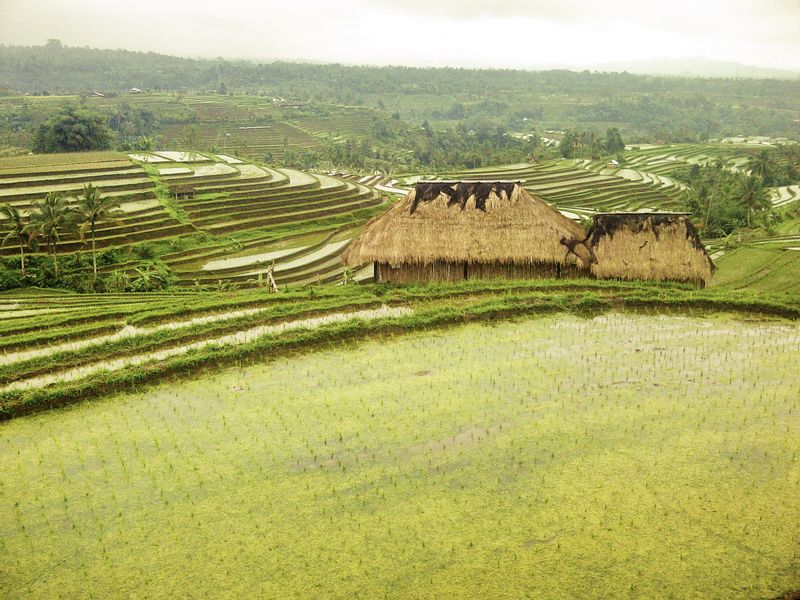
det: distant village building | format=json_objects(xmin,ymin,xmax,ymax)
[
  {"xmin": 342, "ymin": 181, "xmax": 591, "ymax": 283},
  {"xmin": 271, "ymin": 97, "xmax": 307, "ymax": 109},
  {"xmin": 584, "ymin": 212, "xmax": 715, "ymax": 287}
]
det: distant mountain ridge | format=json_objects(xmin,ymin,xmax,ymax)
[{"xmin": 592, "ymin": 57, "xmax": 800, "ymax": 80}]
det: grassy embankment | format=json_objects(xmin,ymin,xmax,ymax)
[{"xmin": 1, "ymin": 279, "xmax": 798, "ymax": 419}]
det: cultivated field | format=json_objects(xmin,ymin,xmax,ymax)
[
  {"xmin": 1, "ymin": 309, "xmax": 798, "ymax": 598},
  {"xmin": 0, "ymin": 94, "xmax": 393, "ymax": 161},
  {"xmin": 0, "ymin": 151, "xmax": 386, "ymax": 287},
  {"xmin": 433, "ymin": 161, "xmax": 686, "ymax": 217}
]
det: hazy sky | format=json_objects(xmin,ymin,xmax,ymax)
[{"xmin": 1, "ymin": 0, "xmax": 799, "ymax": 70}]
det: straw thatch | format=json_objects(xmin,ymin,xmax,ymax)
[
  {"xmin": 342, "ymin": 182, "xmax": 591, "ymax": 282},
  {"xmin": 586, "ymin": 213, "xmax": 715, "ymax": 287}
]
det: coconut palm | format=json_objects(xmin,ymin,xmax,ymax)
[
  {"xmin": 29, "ymin": 191, "xmax": 77, "ymax": 278},
  {"xmin": 738, "ymin": 174, "xmax": 771, "ymax": 228},
  {"xmin": 75, "ymin": 184, "xmax": 122, "ymax": 279},
  {"xmin": 0, "ymin": 203, "xmax": 37, "ymax": 278},
  {"xmin": 747, "ymin": 149, "xmax": 772, "ymax": 184}
]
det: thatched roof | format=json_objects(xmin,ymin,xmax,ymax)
[
  {"xmin": 586, "ymin": 213, "xmax": 715, "ymax": 285},
  {"xmin": 172, "ymin": 184, "xmax": 197, "ymax": 194},
  {"xmin": 342, "ymin": 182, "xmax": 591, "ymax": 267}
]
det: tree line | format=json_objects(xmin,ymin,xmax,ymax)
[{"xmin": 681, "ymin": 150, "xmax": 794, "ymax": 237}]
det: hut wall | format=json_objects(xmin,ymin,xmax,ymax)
[
  {"xmin": 467, "ymin": 262, "xmax": 562, "ymax": 280},
  {"xmin": 376, "ymin": 261, "xmax": 467, "ymax": 284},
  {"xmin": 375, "ymin": 261, "xmax": 584, "ymax": 283}
]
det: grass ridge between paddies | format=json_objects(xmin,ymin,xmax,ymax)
[{"xmin": 1, "ymin": 280, "xmax": 799, "ymax": 419}]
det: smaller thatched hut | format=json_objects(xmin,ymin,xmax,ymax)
[
  {"xmin": 172, "ymin": 184, "xmax": 196, "ymax": 201},
  {"xmin": 342, "ymin": 181, "xmax": 592, "ymax": 283},
  {"xmin": 585, "ymin": 212, "xmax": 715, "ymax": 287}
]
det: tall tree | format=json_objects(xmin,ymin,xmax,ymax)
[
  {"xmin": 180, "ymin": 125, "xmax": 200, "ymax": 150},
  {"xmin": 0, "ymin": 204, "xmax": 36, "ymax": 278},
  {"xmin": 747, "ymin": 149, "xmax": 773, "ymax": 185},
  {"xmin": 32, "ymin": 106, "xmax": 113, "ymax": 153},
  {"xmin": 75, "ymin": 184, "xmax": 121, "ymax": 279},
  {"xmin": 560, "ymin": 131, "xmax": 577, "ymax": 159},
  {"xmin": 29, "ymin": 192, "xmax": 77, "ymax": 278},
  {"xmin": 738, "ymin": 174, "xmax": 771, "ymax": 227},
  {"xmin": 605, "ymin": 127, "xmax": 625, "ymax": 154}
]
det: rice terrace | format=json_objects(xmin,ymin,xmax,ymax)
[{"xmin": 1, "ymin": 4, "xmax": 800, "ymax": 599}]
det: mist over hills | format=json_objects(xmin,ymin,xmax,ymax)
[{"xmin": 592, "ymin": 56, "xmax": 800, "ymax": 79}]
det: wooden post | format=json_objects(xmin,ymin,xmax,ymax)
[{"xmin": 266, "ymin": 262, "xmax": 279, "ymax": 293}]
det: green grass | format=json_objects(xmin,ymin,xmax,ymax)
[
  {"xmin": 710, "ymin": 216, "xmax": 800, "ymax": 295},
  {"xmin": 712, "ymin": 246, "xmax": 800, "ymax": 294},
  {"xmin": 1, "ymin": 311, "xmax": 798, "ymax": 598}
]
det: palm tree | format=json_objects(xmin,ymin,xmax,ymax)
[
  {"xmin": 75, "ymin": 184, "xmax": 121, "ymax": 279},
  {"xmin": 29, "ymin": 192, "xmax": 77, "ymax": 278},
  {"xmin": 0, "ymin": 204, "xmax": 36, "ymax": 278},
  {"xmin": 747, "ymin": 149, "xmax": 772, "ymax": 184},
  {"xmin": 738, "ymin": 174, "xmax": 771, "ymax": 228}
]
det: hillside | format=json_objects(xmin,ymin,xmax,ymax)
[
  {"xmin": 0, "ymin": 151, "xmax": 386, "ymax": 288},
  {"xmin": 2, "ymin": 44, "xmax": 800, "ymax": 143},
  {"xmin": 1, "ymin": 141, "xmax": 798, "ymax": 293}
]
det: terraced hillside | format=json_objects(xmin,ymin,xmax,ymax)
[
  {"xmin": 623, "ymin": 143, "xmax": 754, "ymax": 174},
  {"xmin": 622, "ymin": 142, "xmax": 800, "ymax": 212},
  {"xmin": 434, "ymin": 162, "xmax": 685, "ymax": 217},
  {"xmin": 160, "ymin": 122, "xmax": 322, "ymax": 159},
  {"xmin": 289, "ymin": 109, "xmax": 394, "ymax": 141},
  {"xmin": 0, "ymin": 151, "xmax": 387, "ymax": 287},
  {"xmin": 0, "ymin": 94, "xmax": 405, "ymax": 161},
  {"xmin": 770, "ymin": 185, "xmax": 800, "ymax": 207},
  {"xmin": 0, "ymin": 151, "xmax": 192, "ymax": 252}
]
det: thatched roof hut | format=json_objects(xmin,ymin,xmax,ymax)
[
  {"xmin": 586, "ymin": 212, "xmax": 715, "ymax": 287},
  {"xmin": 172, "ymin": 184, "xmax": 197, "ymax": 200},
  {"xmin": 342, "ymin": 181, "xmax": 591, "ymax": 283}
]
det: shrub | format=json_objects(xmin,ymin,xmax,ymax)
[
  {"xmin": 62, "ymin": 271, "xmax": 96, "ymax": 293},
  {"xmin": 61, "ymin": 251, "xmax": 89, "ymax": 272},
  {"xmin": 97, "ymin": 247, "xmax": 125, "ymax": 267},
  {"xmin": 0, "ymin": 263, "xmax": 22, "ymax": 290},
  {"xmin": 128, "ymin": 261, "xmax": 174, "ymax": 292},
  {"xmin": 104, "ymin": 271, "xmax": 130, "ymax": 293},
  {"xmin": 135, "ymin": 243, "xmax": 156, "ymax": 260}
]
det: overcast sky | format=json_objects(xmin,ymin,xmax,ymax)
[{"xmin": 1, "ymin": 0, "xmax": 799, "ymax": 71}]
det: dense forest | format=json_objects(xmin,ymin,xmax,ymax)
[{"xmin": 2, "ymin": 42, "xmax": 800, "ymax": 142}]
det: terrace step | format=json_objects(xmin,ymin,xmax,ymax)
[
  {"xmin": 0, "ymin": 167, "xmax": 145, "ymax": 190},
  {"xmin": 201, "ymin": 195, "xmax": 383, "ymax": 235}
]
